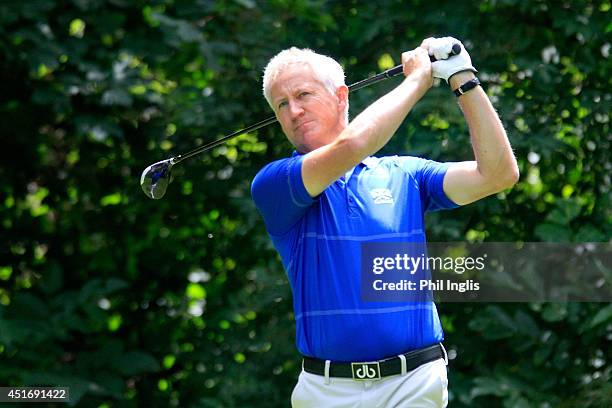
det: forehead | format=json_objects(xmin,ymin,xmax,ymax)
[{"xmin": 270, "ymin": 63, "xmax": 324, "ymax": 97}]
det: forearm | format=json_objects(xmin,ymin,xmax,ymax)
[
  {"xmin": 450, "ymin": 72, "xmax": 519, "ymax": 185},
  {"xmin": 339, "ymin": 75, "xmax": 429, "ymax": 158}
]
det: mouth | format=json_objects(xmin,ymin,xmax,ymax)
[{"xmin": 294, "ymin": 120, "xmax": 313, "ymax": 132}]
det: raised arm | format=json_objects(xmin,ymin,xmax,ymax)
[
  {"xmin": 423, "ymin": 37, "xmax": 519, "ymax": 205},
  {"xmin": 301, "ymin": 48, "xmax": 432, "ymax": 197},
  {"xmin": 443, "ymin": 71, "xmax": 519, "ymax": 205}
]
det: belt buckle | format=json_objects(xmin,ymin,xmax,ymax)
[{"xmin": 351, "ymin": 361, "xmax": 381, "ymax": 380}]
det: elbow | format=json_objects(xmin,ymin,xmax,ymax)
[
  {"xmin": 509, "ymin": 165, "xmax": 520, "ymax": 186},
  {"xmin": 506, "ymin": 160, "xmax": 520, "ymax": 187},
  {"xmin": 493, "ymin": 163, "xmax": 520, "ymax": 191}
]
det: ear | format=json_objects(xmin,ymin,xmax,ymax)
[{"xmin": 335, "ymin": 85, "xmax": 349, "ymax": 111}]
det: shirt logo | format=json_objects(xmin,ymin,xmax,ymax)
[{"xmin": 369, "ymin": 188, "xmax": 394, "ymax": 204}]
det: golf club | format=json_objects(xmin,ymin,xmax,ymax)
[{"xmin": 140, "ymin": 43, "xmax": 461, "ymax": 199}]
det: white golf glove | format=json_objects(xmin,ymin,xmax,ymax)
[{"xmin": 425, "ymin": 37, "xmax": 477, "ymax": 82}]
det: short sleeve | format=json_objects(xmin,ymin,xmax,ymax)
[
  {"xmin": 395, "ymin": 156, "xmax": 460, "ymax": 212},
  {"xmin": 251, "ymin": 154, "xmax": 316, "ymax": 235}
]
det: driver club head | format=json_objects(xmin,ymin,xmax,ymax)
[{"xmin": 140, "ymin": 159, "xmax": 174, "ymax": 199}]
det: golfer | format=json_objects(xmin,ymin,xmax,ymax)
[{"xmin": 251, "ymin": 37, "xmax": 518, "ymax": 407}]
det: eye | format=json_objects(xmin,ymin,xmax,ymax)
[
  {"xmin": 277, "ymin": 100, "xmax": 287, "ymax": 109},
  {"xmin": 299, "ymin": 91, "xmax": 310, "ymax": 97}
]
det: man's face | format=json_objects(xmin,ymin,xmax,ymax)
[{"xmin": 269, "ymin": 63, "xmax": 347, "ymax": 153}]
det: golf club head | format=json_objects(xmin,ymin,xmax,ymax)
[{"xmin": 140, "ymin": 159, "xmax": 174, "ymax": 199}]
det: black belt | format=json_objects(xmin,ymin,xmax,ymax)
[{"xmin": 302, "ymin": 344, "xmax": 444, "ymax": 380}]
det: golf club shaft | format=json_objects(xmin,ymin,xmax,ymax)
[
  {"xmin": 172, "ymin": 45, "xmax": 460, "ymax": 164},
  {"xmin": 173, "ymin": 64, "xmax": 404, "ymax": 164},
  {"xmin": 173, "ymin": 115, "xmax": 277, "ymax": 164}
]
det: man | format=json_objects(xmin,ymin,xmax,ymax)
[{"xmin": 251, "ymin": 37, "xmax": 519, "ymax": 407}]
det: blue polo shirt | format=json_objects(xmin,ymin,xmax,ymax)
[{"xmin": 251, "ymin": 152, "xmax": 459, "ymax": 362}]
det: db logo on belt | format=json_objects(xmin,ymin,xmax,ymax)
[{"xmin": 351, "ymin": 362, "xmax": 381, "ymax": 380}]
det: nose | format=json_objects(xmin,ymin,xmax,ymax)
[{"xmin": 288, "ymin": 100, "xmax": 304, "ymax": 118}]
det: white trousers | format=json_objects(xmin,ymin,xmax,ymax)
[{"xmin": 291, "ymin": 358, "xmax": 448, "ymax": 408}]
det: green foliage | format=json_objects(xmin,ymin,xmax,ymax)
[{"xmin": 0, "ymin": 0, "xmax": 609, "ymax": 406}]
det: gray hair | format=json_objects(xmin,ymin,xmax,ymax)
[{"xmin": 262, "ymin": 47, "xmax": 349, "ymax": 122}]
